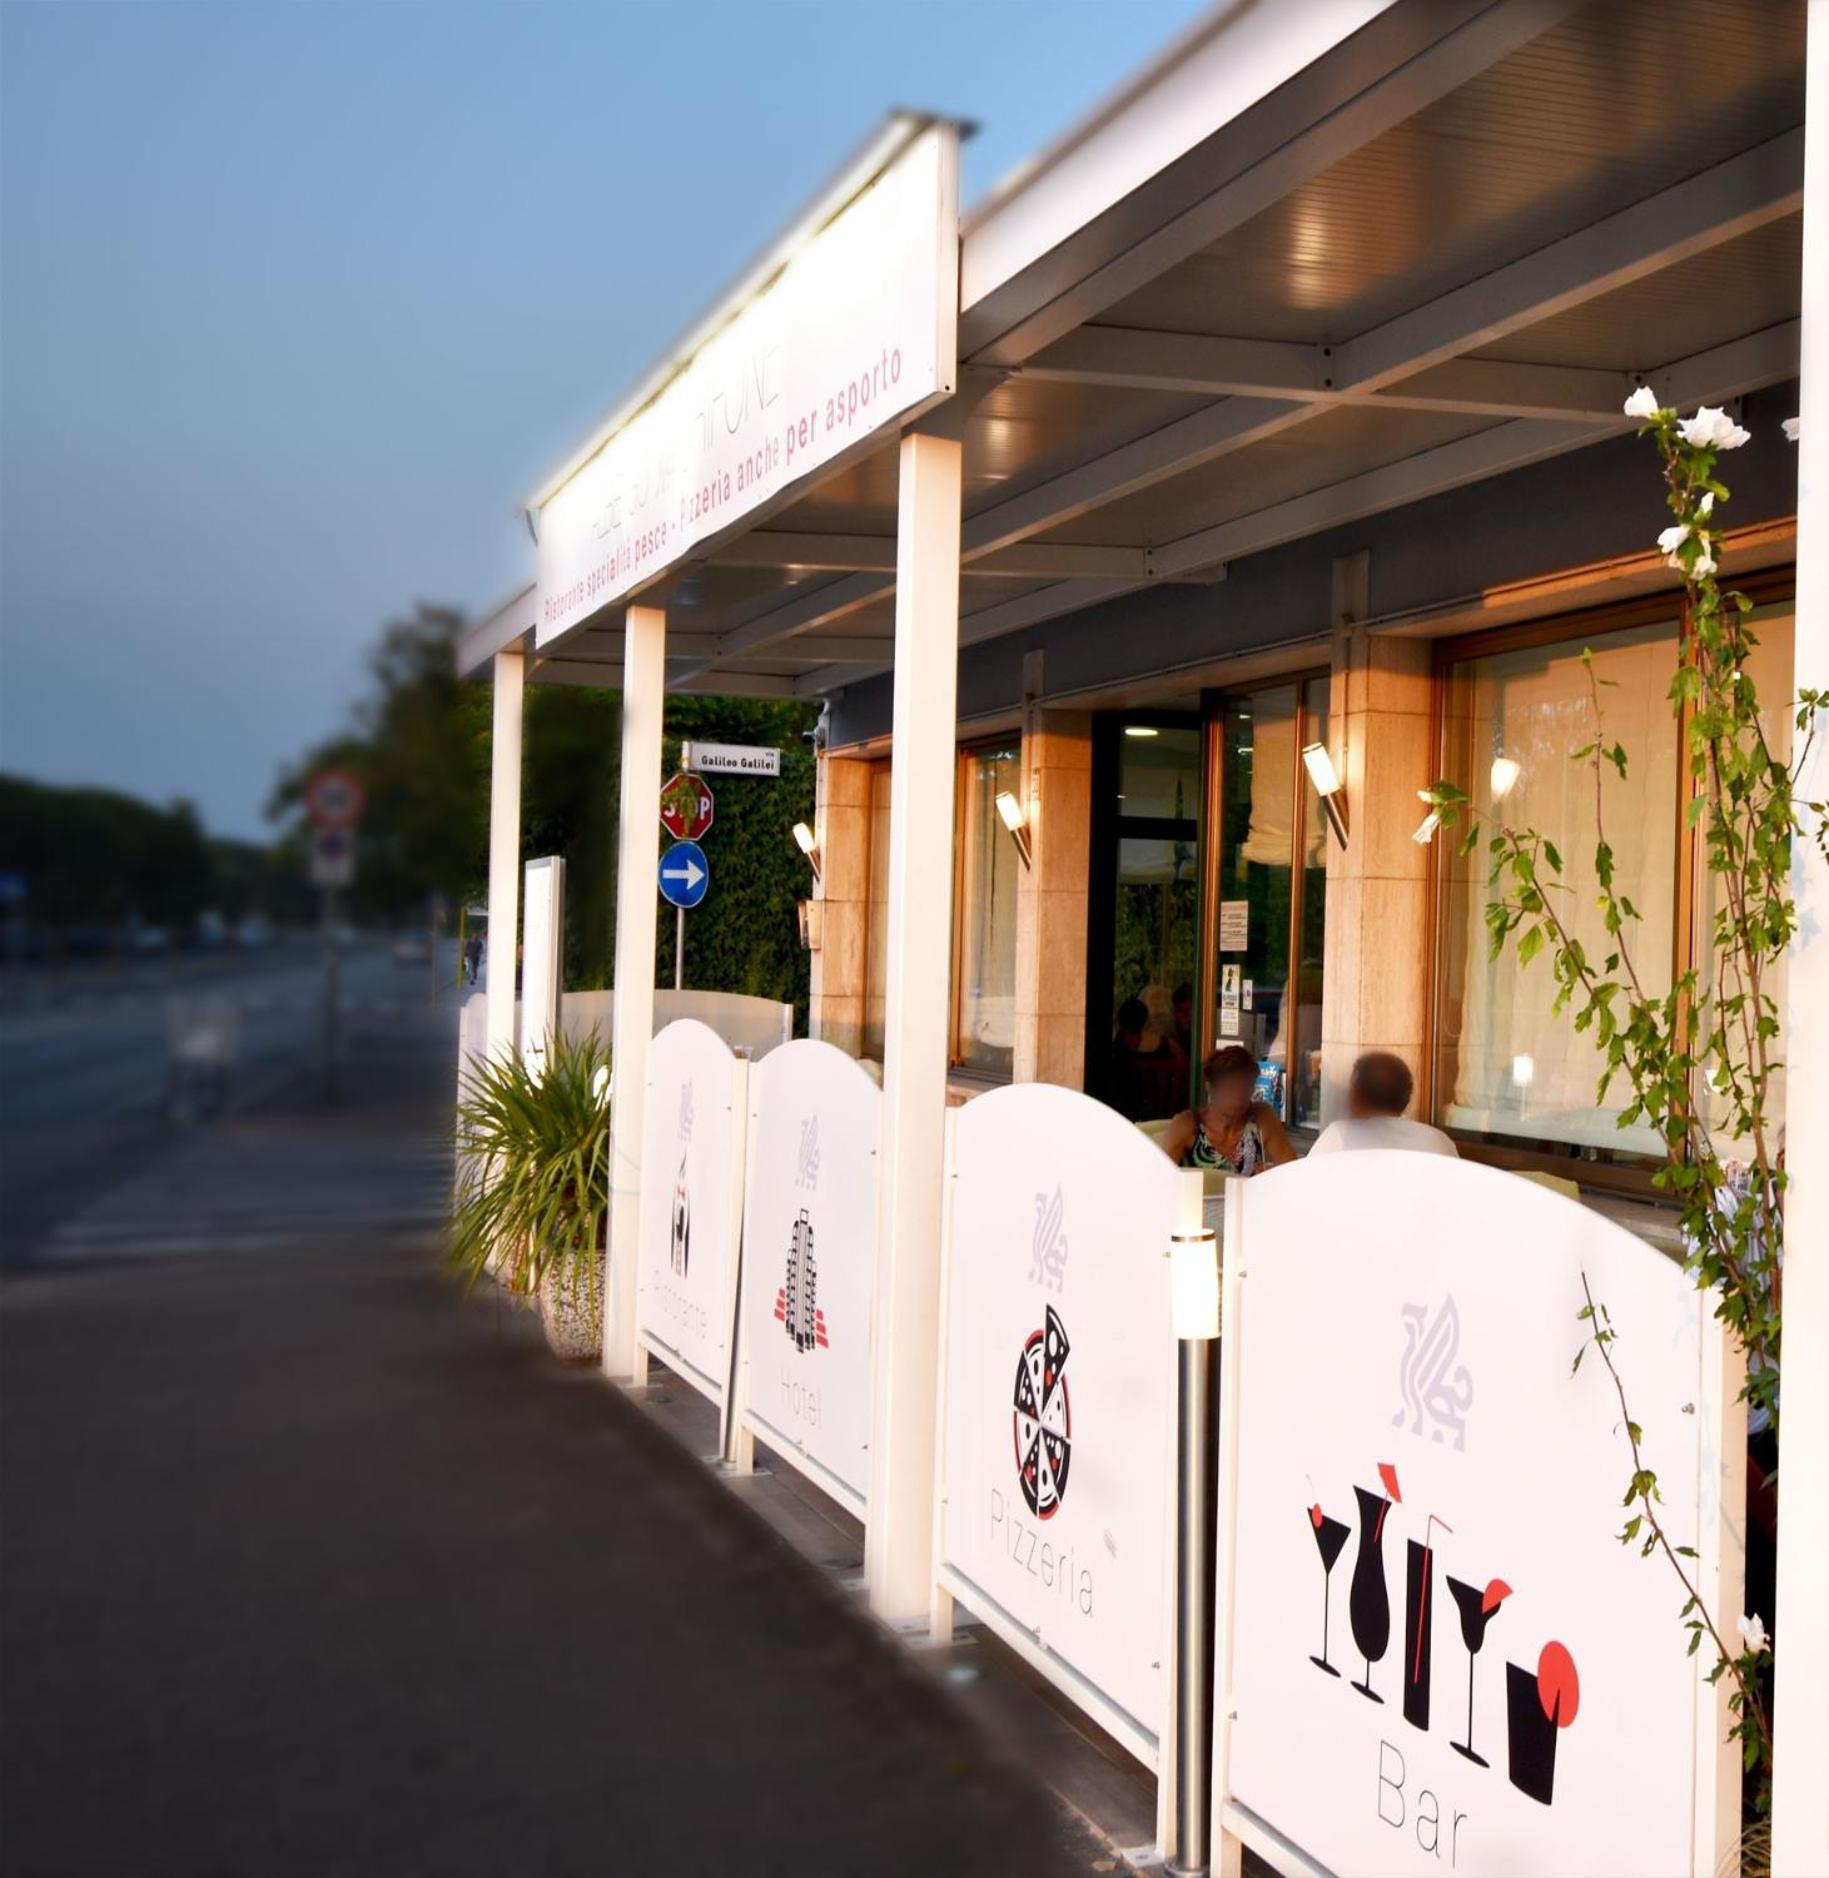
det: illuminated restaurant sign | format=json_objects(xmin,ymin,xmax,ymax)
[{"xmin": 536, "ymin": 122, "xmax": 957, "ymax": 647}]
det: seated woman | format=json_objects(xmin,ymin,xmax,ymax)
[{"xmin": 1158, "ymin": 1044, "xmax": 1298, "ymax": 1176}]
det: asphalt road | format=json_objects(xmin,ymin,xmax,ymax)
[
  {"xmin": 0, "ymin": 941, "xmax": 452, "ymax": 1267},
  {"xmin": 0, "ymin": 950, "xmax": 1107, "ymax": 1876}
]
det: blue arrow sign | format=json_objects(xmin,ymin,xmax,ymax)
[{"xmin": 657, "ymin": 839, "xmax": 710, "ymax": 910}]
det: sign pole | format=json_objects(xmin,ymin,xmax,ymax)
[
  {"xmin": 1168, "ymin": 1224, "xmax": 1220, "ymax": 1878},
  {"xmin": 320, "ymin": 884, "xmax": 340, "ymax": 1106},
  {"xmin": 675, "ymin": 904, "xmax": 685, "ymax": 991}
]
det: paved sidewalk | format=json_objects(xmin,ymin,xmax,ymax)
[{"xmin": 1, "ymin": 999, "xmax": 1109, "ymax": 1876}]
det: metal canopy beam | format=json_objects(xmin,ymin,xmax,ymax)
[
  {"xmin": 677, "ymin": 125, "xmax": 1803, "ymax": 686},
  {"xmin": 1154, "ymin": 320, "xmax": 1802, "ymax": 578},
  {"xmin": 1020, "ymin": 329, "xmax": 1636, "ymax": 422},
  {"xmin": 794, "ymin": 315, "xmax": 1801, "ymax": 694},
  {"xmin": 705, "ymin": 533, "xmax": 1152, "ymax": 579}
]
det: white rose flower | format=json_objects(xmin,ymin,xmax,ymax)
[
  {"xmin": 1783, "ymin": 416, "xmax": 1802, "ymax": 442},
  {"xmin": 1693, "ymin": 547, "xmax": 1718, "ymax": 578},
  {"xmin": 1697, "ymin": 491, "xmax": 1715, "ymax": 518},
  {"xmin": 1679, "ymin": 405, "xmax": 1751, "ymax": 451},
  {"xmin": 1738, "ymin": 1612, "xmax": 1770, "ymax": 1654},
  {"xmin": 1657, "ymin": 523, "xmax": 1690, "ymax": 557},
  {"xmin": 1623, "ymin": 385, "xmax": 1661, "ymax": 420}
]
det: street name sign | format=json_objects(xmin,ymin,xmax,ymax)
[
  {"xmin": 660, "ymin": 771, "xmax": 715, "ymax": 841},
  {"xmin": 683, "ymin": 742, "xmax": 782, "ymax": 778},
  {"xmin": 658, "ymin": 840, "xmax": 710, "ymax": 910}
]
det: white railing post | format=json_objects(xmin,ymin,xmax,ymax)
[
  {"xmin": 1773, "ymin": 5, "xmax": 1829, "ymax": 1870},
  {"xmin": 483, "ymin": 647, "xmax": 524, "ymax": 1062},
  {"xmin": 604, "ymin": 604, "xmax": 667, "ymax": 1383},
  {"xmin": 865, "ymin": 428, "xmax": 963, "ymax": 1625}
]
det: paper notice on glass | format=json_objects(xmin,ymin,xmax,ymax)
[
  {"xmin": 1242, "ymin": 979, "xmax": 1254, "ymax": 1011},
  {"xmin": 1219, "ymin": 900, "xmax": 1249, "ymax": 952},
  {"xmin": 1219, "ymin": 964, "xmax": 1242, "ymax": 1038}
]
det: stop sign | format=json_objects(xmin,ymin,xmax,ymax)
[{"xmin": 659, "ymin": 771, "xmax": 714, "ymax": 842}]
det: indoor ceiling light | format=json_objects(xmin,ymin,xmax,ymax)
[
  {"xmin": 1124, "ymin": 725, "xmax": 1160, "ymax": 739},
  {"xmin": 1490, "ymin": 755, "xmax": 1522, "ymax": 801}
]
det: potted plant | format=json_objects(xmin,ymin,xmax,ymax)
[{"xmin": 451, "ymin": 1028, "xmax": 610, "ymax": 1362}]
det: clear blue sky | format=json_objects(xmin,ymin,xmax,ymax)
[{"xmin": 0, "ymin": 0, "xmax": 1207, "ymax": 838}]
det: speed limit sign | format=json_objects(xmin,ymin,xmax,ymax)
[{"xmin": 305, "ymin": 768, "xmax": 366, "ymax": 830}]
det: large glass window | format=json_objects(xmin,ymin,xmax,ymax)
[
  {"xmin": 1428, "ymin": 605, "xmax": 1804, "ymax": 1167},
  {"xmin": 954, "ymin": 744, "xmax": 1022, "ymax": 1076},
  {"xmin": 1208, "ymin": 677, "xmax": 1329, "ymax": 1129}
]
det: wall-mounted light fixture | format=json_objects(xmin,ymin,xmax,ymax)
[
  {"xmin": 1490, "ymin": 754, "xmax": 1522, "ymax": 802},
  {"xmin": 791, "ymin": 820, "xmax": 822, "ymax": 882},
  {"xmin": 994, "ymin": 789, "xmax": 1033, "ymax": 870},
  {"xmin": 1301, "ymin": 742, "xmax": 1349, "ymax": 849}
]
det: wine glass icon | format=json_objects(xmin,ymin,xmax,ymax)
[
  {"xmin": 1445, "ymin": 1574, "xmax": 1512, "ymax": 1766},
  {"xmin": 1306, "ymin": 1505, "xmax": 1350, "ymax": 1677},
  {"xmin": 1348, "ymin": 1479, "xmax": 1397, "ymax": 1702}
]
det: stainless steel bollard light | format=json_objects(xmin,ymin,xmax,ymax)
[{"xmin": 1167, "ymin": 1226, "xmax": 1220, "ymax": 1878}]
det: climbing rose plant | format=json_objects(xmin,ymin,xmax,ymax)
[{"xmin": 1424, "ymin": 391, "xmax": 1825, "ymax": 1818}]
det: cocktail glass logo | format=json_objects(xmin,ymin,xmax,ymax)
[
  {"xmin": 1303, "ymin": 1459, "xmax": 1580, "ymax": 1808},
  {"xmin": 1012, "ymin": 1305, "xmax": 1072, "ymax": 1519},
  {"xmin": 669, "ymin": 1151, "xmax": 691, "ymax": 1278},
  {"xmin": 774, "ymin": 1206, "xmax": 828, "ymax": 1353},
  {"xmin": 795, "ymin": 1113, "xmax": 820, "ymax": 1192},
  {"xmin": 1394, "ymin": 1295, "xmax": 1473, "ymax": 1451},
  {"xmin": 1029, "ymin": 1186, "xmax": 1068, "ymax": 1292}
]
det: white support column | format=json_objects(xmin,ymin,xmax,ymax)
[
  {"xmin": 1772, "ymin": 7, "xmax": 1829, "ymax": 1870},
  {"xmin": 603, "ymin": 604, "xmax": 667, "ymax": 1383},
  {"xmin": 865, "ymin": 429, "xmax": 963, "ymax": 1625},
  {"xmin": 484, "ymin": 648, "xmax": 525, "ymax": 1061}
]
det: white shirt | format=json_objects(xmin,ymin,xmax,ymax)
[{"xmin": 1308, "ymin": 1116, "xmax": 1459, "ymax": 1158}]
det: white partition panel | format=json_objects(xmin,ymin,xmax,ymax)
[
  {"xmin": 738, "ymin": 1040, "xmax": 880, "ymax": 1517},
  {"xmin": 1214, "ymin": 1154, "xmax": 1742, "ymax": 1878},
  {"xmin": 636, "ymin": 1021, "xmax": 749, "ymax": 1430},
  {"xmin": 936, "ymin": 1082, "xmax": 1201, "ymax": 1770}
]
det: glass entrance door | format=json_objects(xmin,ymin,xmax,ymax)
[
  {"xmin": 1203, "ymin": 675, "xmax": 1330, "ymax": 1132},
  {"xmin": 1088, "ymin": 718, "xmax": 1201, "ymax": 1120}
]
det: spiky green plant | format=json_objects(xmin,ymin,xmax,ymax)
[{"xmin": 451, "ymin": 1029, "xmax": 610, "ymax": 1315}]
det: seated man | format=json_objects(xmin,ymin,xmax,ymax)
[{"xmin": 1308, "ymin": 1052, "xmax": 1458, "ymax": 1158}]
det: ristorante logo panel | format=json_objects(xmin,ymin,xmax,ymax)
[
  {"xmin": 635, "ymin": 1023, "xmax": 740, "ymax": 1402},
  {"xmin": 1225, "ymin": 1152, "xmax": 1712, "ymax": 1877},
  {"xmin": 941, "ymin": 1085, "xmax": 1181, "ymax": 1760},
  {"xmin": 536, "ymin": 127, "xmax": 953, "ymax": 646}
]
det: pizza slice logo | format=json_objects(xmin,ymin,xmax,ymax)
[{"xmin": 1012, "ymin": 1305, "xmax": 1073, "ymax": 1519}]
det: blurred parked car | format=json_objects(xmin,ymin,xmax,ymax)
[
  {"xmin": 391, "ymin": 934, "xmax": 432, "ymax": 965},
  {"xmin": 232, "ymin": 913, "xmax": 274, "ymax": 950}
]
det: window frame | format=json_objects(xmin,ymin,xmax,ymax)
[
  {"xmin": 948, "ymin": 736, "xmax": 1024, "ymax": 1080},
  {"xmin": 1424, "ymin": 569, "xmax": 1797, "ymax": 1194}
]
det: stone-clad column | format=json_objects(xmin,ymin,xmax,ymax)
[
  {"xmin": 1319, "ymin": 553, "xmax": 1434, "ymax": 1124},
  {"xmin": 1012, "ymin": 711, "xmax": 1092, "ymax": 1088}
]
